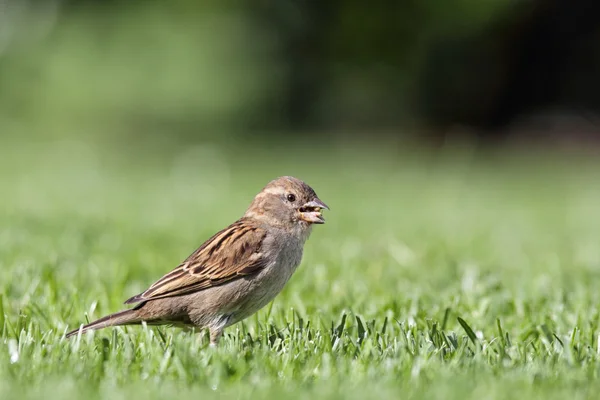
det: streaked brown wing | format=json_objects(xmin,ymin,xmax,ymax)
[{"xmin": 124, "ymin": 219, "xmax": 267, "ymax": 304}]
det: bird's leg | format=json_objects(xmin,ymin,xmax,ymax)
[{"xmin": 209, "ymin": 328, "xmax": 223, "ymax": 347}]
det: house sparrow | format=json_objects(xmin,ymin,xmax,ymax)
[{"xmin": 66, "ymin": 176, "xmax": 328, "ymax": 345}]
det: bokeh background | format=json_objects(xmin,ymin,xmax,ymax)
[
  {"xmin": 3, "ymin": 2, "xmax": 600, "ymax": 399},
  {"xmin": 2, "ymin": 0, "xmax": 600, "ymax": 145}
]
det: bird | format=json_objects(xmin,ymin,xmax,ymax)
[{"xmin": 65, "ymin": 176, "xmax": 328, "ymax": 345}]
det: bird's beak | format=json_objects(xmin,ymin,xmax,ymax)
[{"xmin": 299, "ymin": 198, "xmax": 329, "ymax": 224}]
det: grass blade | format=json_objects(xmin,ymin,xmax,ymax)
[{"xmin": 457, "ymin": 317, "xmax": 478, "ymax": 345}]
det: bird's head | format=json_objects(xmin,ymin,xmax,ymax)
[{"xmin": 245, "ymin": 176, "xmax": 329, "ymax": 231}]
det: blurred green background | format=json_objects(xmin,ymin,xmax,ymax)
[
  {"xmin": 1, "ymin": 0, "xmax": 600, "ymax": 143},
  {"xmin": 3, "ymin": 1, "xmax": 600, "ymax": 399}
]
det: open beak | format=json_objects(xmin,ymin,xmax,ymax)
[{"xmin": 299, "ymin": 198, "xmax": 329, "ymax": 224}]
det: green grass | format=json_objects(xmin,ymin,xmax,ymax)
[{"xmin": 2, "ymin": 139, "xmax": 600, "ymax": 399}]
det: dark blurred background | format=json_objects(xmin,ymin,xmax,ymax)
[{"xmin": 1, "ymin": 0, "xmax": 600, "ymax": 147}]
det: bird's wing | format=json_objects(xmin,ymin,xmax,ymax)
[{"xmin": 124, "ymin": 219, "xmax": 268, "ymax": 304}]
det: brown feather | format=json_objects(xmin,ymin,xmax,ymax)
[{"xmin": 124, "ymin": 218, "xmax": 267, "ymax": 304}]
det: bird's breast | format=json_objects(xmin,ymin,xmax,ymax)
[
  {"xmin": 213, "ymin": 229, "xmax": 307, "ymax": 328},
  {"xmin": 261, "ymin": 237, "xmax": 304, "ymax": 291}
]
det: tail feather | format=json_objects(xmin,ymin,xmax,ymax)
[{"xmin": 66, "ymin": 309, "xmax": 140, "ymax": 338}]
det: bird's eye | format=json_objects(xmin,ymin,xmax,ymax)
[{"xmin": 286, "ymin": 193, "xmax": 296, "ymax": 202}]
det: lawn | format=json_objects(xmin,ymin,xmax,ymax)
[{"xmin": 1, "ymin": 138, "xmax": 600, "ymax": 399}]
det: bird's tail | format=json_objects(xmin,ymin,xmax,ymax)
[{"xmin": 65, "ymin": 309, "xmax": 141, "ymax": 338}]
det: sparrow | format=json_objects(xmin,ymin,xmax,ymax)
[{"xmin": 66, "ymin": 176, "xmax": 328, "ymax": 345}]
